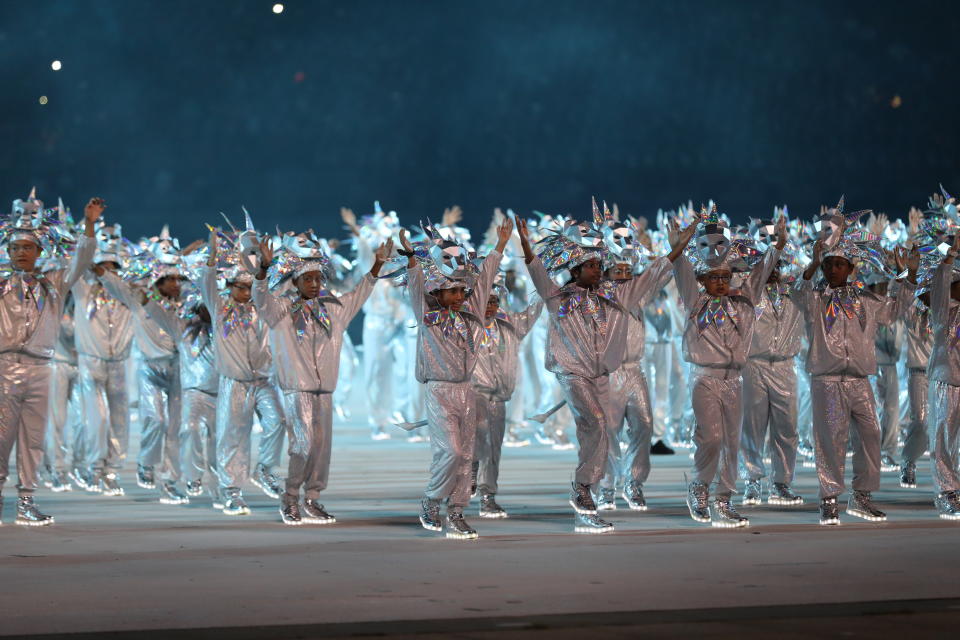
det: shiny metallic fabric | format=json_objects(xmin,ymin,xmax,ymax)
[
  {"xmin": 596, "ymin": 487, "xmax": 617, "ymax": 511},
  {"xmin": 686, "ymin": 480, "xmax": 711, "ymax": 523},
  {"xmin": 222, "ymin": 490, "xmax": 251, "ymax": 516},
  {"xmin": 251, "ymin": 463, "xmax": 282, "ymax": 499},
  {"xmin": 98, "ymin": 472, "xmax": 124, "ymax": 497},
  {"xmin": 136, "ymin": 463, "xmax": 156, "ymax": 490},
  {"xmin": 98, "ymin": 270, "xmax": 176, "ymax": 360},
  {"xmin": 77, "ymin": 354, "xmax": 130, "ymax": 475},
  {"xmin": 557, "ymin": 372, "xmax": 610, "ymax": 486},
  {"xmin": 0, "ymin": 354, "xmax": 54, "ymax": 495},
  {"xmin": 215, "ymin": 376, "xmax": 285, "ymax": 492},
  {"xmin": 902, "ymin": 370, "xmax": 929, "ymax": 466},
  {"xmin": 423, "ymin": 381, "xmax": 476, "ymax": 508},
  {"xmin": 739, "ymin": 358, "xmax": 799, "ymax": 485},
  {"xmin": 574, "ymin": 512, "xmax": 614, "ymax": 534},
  {"xmin": 362, "ymin": 311, "xmax": 406, "ymax": 431},
  {"xmin": 444, "ymin": 507, "xmax": 478, "ymax": 540},
  {"xmin": 603, "ymin": 362, "xmax": 655, "ymax": 492},
  {"xmin": 899, "ymin": 463, "xmax": 917, "ymax": 489},
  {"xmin": 159, "ymin": 480, "xmax": 189, "ymax": 505},
  {"xmin": 478, "ymin": 493, "xmax": 508, "ymax": 519},
  {"xmin": 474, "ymin": 395, "xmax": 505, "ymax": 496},
  {"xmin": 768, "ymin": 482, "xmax": 803, "ymax": 506},
  {"xmin": 622, "ymin": 481, "xmax": 647, "ymax": 511},
  {"xmin": 71, "ymin": 466, "xmax": 97, "ymax": 492},
  {"xmin": 185, "ymin": 479, "xmax": 203, "ymax": 497},
  {"xmin": 874, "ymin": 361, "xmax": 901, "ymax": 459},
  {"xmin": 211, "ymin": 486, "xmax": 225, "ymax": 510},
  {"xmin": 810, "ymin": 376, "xmax": 881, "ymax": 499},
  {"xmin": 819, "ymin": 497, "xmax": 840, "ymax": 525},
  {"xmin": 846, "ymin": 490, "xmax": 886, "ymax": 521},
  {"xmin": 691, "ymin": 372, "xmax": 743, "ymax": 497},
  {"xmin": 44, "ymin": 354, "xmax": 80, "ymax": 478},
  {"xmin": 302, "ymin": 498, "xmax": 336, "ymax": 524},
  {"xmin": 473, "ymin": 302, "xmax": 542, "ymax": 401},
  {"xmin": 879, "ymin": 454, "xmax": 898, "ymax": 473},
  {"xmin": 49, "ymin": 470, "xmax": 72, "ymax": 493},
  {"xmin": 929, "ymin": 380, "xmax": 960, "ymax": 495},
  {"xmin": 711, "ymin": 497, "xmax": 749, "ymax": 528},
  {"xmin": 280, "ymin": 494, "xmax": 303, "ymax": 526},
  {"xmin": 15, "ymin": 495, "xmax": 54, "ymax": 527},
  {"xmin": 419, "ymin": 497, "xmax": 443, "ymax": 531},
  {"xmin": 742, "ymin": 479, "xmax": 762, "ymax": 506},
  {"xmin": 282, "ymin": 390, "xmax": 334, "ymax": 500},
  {"xmin": 569, "ymin": 481, "xmax": 598, "ymax": 515},
  {"xmin": 179, "ymin": 389, "xmax": 217, "ymax": 498},
  {"xmin": 935, "ymin": 491, "xmax": 960, "ymax": 520},
  {"xmin": 137, "ymin": 356, "xmax": 182, "ymax": 484}
]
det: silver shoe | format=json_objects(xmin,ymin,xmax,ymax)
[
  {"xmin": 712, "ymin": 497, "xmax": 749, "ymax": 528},
  {"xmin": 569, "ymin": 482, "xmax": 598, "ymax": 515},
  {"xmin": 302, "ymin": 499, "xmax": 336, "ymax": 524},
  {"xmin": 686, "ymin": 480, "xmax": 711, "ymax": 523},
  {"xmin": 574, "ymin": 512, "xmax": 614, "ymax": 534},
  {"xmin": 622, "ymin": 482, "xmax": 647, "ymax": 511},
  {"xmin": 280, "ymin": 495, "xmax": 303, "ymax": 526},
  {"xmin": 159, "ymin": 481, "xmax": 190, "ymax": 505},
  {"xmin": 251, "ymin": 464, "xmax": 282, "ymax": 499},
  {"xmin": 900, "ymin": 463, "xmax": 917, "ymax": 489},
  {"xmin": 50, "ymin": 471, "xmax": 73, "ymax": 493},
  {"xmin": 15, "ymin": 495, "xmax": 54, "ymax": 527},
  {"xmin": 595, "ymin": 487, "xmax": 617, "ymax": 511},
  {"xmin": 534, "ymin": 425, "xmax": 556, "ymax": 446},
  {"xmin": 445, "ymin": 508, "xmax": 478, "ymax": 540},
  {"xmin": 70, "ymin": 467, "xmax": 92, "ymax": 491},
  {"xmin": 880, "ymin": 454, "xmax": 898, "ymax": 473},
  {"xmin": 137, "ymin": 464, "xmax": 156, "ymax": 490},
  {"xmin": 370, "ymin": 424, "xmax": 391, "ymax": 441},
  {"xmin": 99, "ymin": 473, "xmax": 125, "ymax": 497},
  {"xmin": 552, "ymin": 430, "xmax": 575, "ymax": 451},
  {"xmin": 503, "ymin": 427, "xmax": 530, "ymax": 448},
  {"xmin": 742, "ymin": 479, "xmax": 762, "ymax": 506},
  {"xmin": 222, "ymin": 488, "xmax": 251, "ymax": 515},
  {"xmin": 211, "ymin": 487, "xmax": 225, "ymax": 510},
  {"xmin": 185, "ymin": 479, "xmax": 204, "ymax": 497},
  {"xmin": 479, "ymin": 493, "xmax": 508, "ymax": 519},
  {"xmin": 935, "ymin": 491, "xmax": 960, "ymax": 520},
  {"xmin": 846, "ymin": 490, "xmax": 886, "ymax": 522},
  {"xmin": 768, "ymin": 482, "xmax": 803, "ymax": 506},
  {"xmin": 419, "ymin": 497, "xmax": 443, "ymax": 531},
  {"xmin": 819, "ymin": 496, "xmax": 840, "ymax": 525}
]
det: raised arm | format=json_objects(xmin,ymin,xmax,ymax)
[
  {"xmin": 143, "ymin": 299, "xmax": 182, "ymax": 338},
  {"xmin": 251, "ymin": 237, "xmax": 285, "ymax": 327},
  {"xmin": 99, "ymin": 269, "xmax": 144, "ymax": 309},
  {"xmin": 465, "ymin": 217, "xmax": 511, "ymax": 317},
  {"xmin": 512, "ymin": 297, "xmax": 544, "ymax": 339},
  {"xmin": 60, "ymin": 198, "xmax": 104, "ymax": 295}
]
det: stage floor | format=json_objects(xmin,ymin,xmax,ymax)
[{"xmin": 3, "ymin": 418, "xmax": 959, "ymax": 638}]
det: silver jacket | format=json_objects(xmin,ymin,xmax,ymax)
[
  {"xmin": 675, "ymin": 248, "xmax": 780, "ymax": 370},
  {"xmin": 748, "ymin": 282, "xmax": 803, "ymax": 360},
  {"xmin": 53, "ymin": 304, "xmax": 78, "ymax": 365},
  {"xmin": 473, "ymin": 300, "xmax": 543, "ymax": 401},
  {"xmin": 621, "ymin": 275, "xmax": 672, "ymax": 365},
  {"xmin": 253, "ymin": 273, "xmax": 375, "ymax": 392},
  {"xmin": 0, "ymin": 235, "xmax": 95, "ymax": 359},
  {"xmin": 199, "ymin": 266, "xmax": 272, "ymax": 381},
  {"xmin": 99, "ymin": 270, "xmax": 177, "ymax": 360},
  {"xmin": 927, "ymin": 263, "xmax": 960, "ymax": 386},
  {"xmin": 410, "ymin": 250, "xmax": 502, "ymax": 384},
  {"xmin": 528, "ymin": 255, "xmax": 673, "ymax": 378},
  {"xmin": 145, "ymin": 300, "xmax": 218, "ymax": 394},
  {"xmin": 902, "ymin": 299, "xmax": 933, "ymax": 370},
  {"xmin": 793, "ymin": 277, "xmax": 914, "ymax": 377},
  {"xmin": 73, "ymin": 274, "xmax": 134, "ymax": 361},
  {"xmin": 356, "ymin": 233, "xmax": 409, "ymax": 321}
]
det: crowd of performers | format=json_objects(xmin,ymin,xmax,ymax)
[{"xmin": 2, "ymin": 186, "xmax": 960, "ymax": 539}]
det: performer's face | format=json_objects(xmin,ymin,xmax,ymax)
[
  {"xmin": 698, "ymin": 269, "xmax": 732, "ymax": 297},
  {"xmin": 821, "ymin": 256, "xmax": 854, "ymax": 288},
  {"xmin": 229, "ymin": 281, "xmax": 251, "ymax": 303},
  {"xmin": 8, "ymin": 239, "xmax": 40, "ymax": 271},
  {"xmin": 485, "ymin": 295, "xmax": 499, "ymax": 319},
  {"xmin": 605, "ymin": 263, "xmax": 632, "ymax": 281},
  {"xmin": 435, "ymin": 287, "xmax": 466, "ymax": 311},
  {"xmin": 572, "ymin": 259, "xmax": 602, "ymax": 288},
  {"xmin": 295, "ymin": 271, "xmax": 323, "ymax": 299},
  {"xmin": 155, "ymin": 276, "xmax": 182, "ymax": 299}
]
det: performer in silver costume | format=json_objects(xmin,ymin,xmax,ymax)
[
  {"xmin": 0, "ymin": 191, "xmax": 101, "ymax": 526},
  {"xmin": 45, "ymin": 294, "xmax": 81, "ymax": 493},
  {"xmin": 675, "ymin": 206, "xmax": 784, "ymax": 528},
  {"xmin": 870, "ymin": 277, "xmax": 905, "ymax": 472},
  {"xmin": 74, "ymin": 224, "xmax": 134, "ymax": 496},
  {"xmin": 471, "ymin": 282, "xmax": 542, "ymax": 519},
  {"xmin": 201, "ymin": 217, "xmax": 286, "ymax": 513},
  {"xmin": 252, "ymin": 230, "xmax": 391, "ymax": 525},
  {"xmin": 738, "ymin": 215, "xmax": 805, "ymax": 508},
  {"xmin": 400, "ymin": 217, "xmax": 510, "ymax": 540},
  {"xmin": 518, "ymin": 202, "xmax": 691, "ymax": 533},
  {"xmin": 794, "ymin": 199, "xmax": 917, "ymax": 525},
  {"xmin": 899, "ymin": 290, "xmax": 932, "ymax": 489},
  {"xmin": 99, "ymin": 227, "xmax": 190, "ymax": 505},
  {"xmin": 145, "ymin": 291, "xmax": 219, "ymax": 508}
]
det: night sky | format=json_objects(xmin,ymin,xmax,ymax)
[{"xmin": 2, "ymin": 0, "xmax": 959, "ymax": 242}]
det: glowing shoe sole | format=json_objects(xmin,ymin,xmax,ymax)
[
  {"xmin": 419, "ymin": 517, "xmax": 443, "ymax": 532},
  {"xmin": 711, "ymin": 519, "xmax": 749, "ymax": 528},
  {"xmin": 15, "ymin": 517, "xmax": 54, "ymax": 527},
  {"xmin": 768, "ymin": 497, "xmax": 803, "ymax": 506},
  {"xmin": 846, "ymin": 509, "xmax": 886, "ymax": 522}
]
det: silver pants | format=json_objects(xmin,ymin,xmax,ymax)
[
  {"xmin": 78, "ymin": 354, "xmax": 130, "ymax": 473},
  {"xmin": 138, "ymin": 356, "xmax": 181, "ymax": 482},
  {"xmin": 810, "ymin": 375, "xmax": 881, "ymax": 498},
  {"xmin": 902, "ymin": 369, "xmax": 929, "ymax": 465},
  {"xmin": 691, "ymin": 372, "xmax": 742, "ymax": 497},
  {"xmin": 645, "ymin": 343, "xmax": 670, "ymax": 441},
  {"xmin": 363, "ymin": 314, "xmax": 400, "ymax": 427},
  {"xmin": 739, "ymin": 358, "xmax": 798, "ymax": 484},
  {"xmin": 424, "ymin": 381, "xmax": 476, "ymax": 507},
  {"xmin": 602, "ymin": 363, "xmax": 653, "ymax": 489},
  {"xmin": 874, "ymin": 363, "xmax": 900, "ymax": 458},
  {"xmin": 215, "ymin": 377, "xmax": 286, "ymax": 490},
  {"xmin": 283, "ymin": 390, "xmax": 333, "ymax": 499},
  {"xmin": 181, "ymin": 389, "xmax": 217, "ymax": 489},
  {"xmin": 557, "ymin": 373, "xmax": 610, "ymax": 486},
  {"xmin": 45, "ymin": 360, "xmax": 81, "ymax": 473},
  {"xmin": 0, "ymin": 355, "xmax": 50, "ymax": 495},
  {"xmin": 796, "ymin": 357, "xmax": 813, "ymax": 445},
  {"xmin": 929, "ymin": 381, "xmax": 960, "ymax": 494},
  {"xmin": 474, "ymin": 392, "xmax": 506, "ymax": 495}
]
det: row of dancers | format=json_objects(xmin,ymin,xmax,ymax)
[{"xmin": 1, "ymin": 188, "xmax": 959, "ymax": 538}]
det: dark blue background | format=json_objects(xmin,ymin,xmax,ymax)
[{"xmin": 2, "ymin": 0, "xmax": 958, "ymax": 242}]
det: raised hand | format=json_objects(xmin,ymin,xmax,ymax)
[
  {"xmin": 83, "ymin": 197, "xmax": 106, "ymax": 237},
  {"xmin": 258, "ymin": 237, "xmax": 274, "ymax": 271},
  {"xmin": 495, "ymin": 215, "xmax": 514, "ymax": 252},
  {"xmin": 182, "ymin": 239, "xmax": 204, "ymax": 255},
  {"xmin": 442, "ymin": 205, "xmax": 463, "ymax": 227},
  {"xmin": 774, "ymin": 215, "xmax": 788, "ymax": 250},
  {"xmin": 398, "ymin": 228, "xmax": 413, "ymax": 253},
  {"xmin": 341, "ymin": 207, "xmax": 360, "ymax": 235},
  {"xmin": 370, "ymin": 238, "xmax": 394, "ymax": 277}
]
